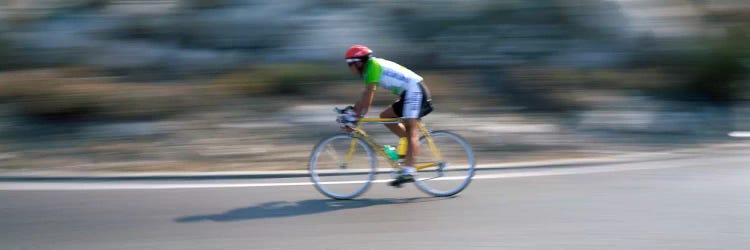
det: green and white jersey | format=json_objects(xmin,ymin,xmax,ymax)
[{"xmin": 363, "ymin": 57, "xmax": 423, "ymax": 95}]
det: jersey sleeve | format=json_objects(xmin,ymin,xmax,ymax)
[{"xmin": 363, "ymin": 59, "xmax": 382, "ymax": 88}]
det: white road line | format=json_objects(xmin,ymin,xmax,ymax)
[
  {"xmin": 729, "ymin": 131, "xmax": 750, "ymax": 138},
  {"xmin": 0, "ymin": 160, "xmax": 690, "ymax": 191}
]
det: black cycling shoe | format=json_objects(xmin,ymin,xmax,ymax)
[{"xmin": 389, "ymin": 174, "xmax": 415, "ymax": 188}]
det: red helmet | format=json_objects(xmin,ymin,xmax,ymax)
[{"xmin": 344, "ymin": 45, "xmax": 372, "ymax": 61}]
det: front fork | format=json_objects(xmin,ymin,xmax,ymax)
[
  {"xmin": 341, "ymin": 136, "xmax": 359, "ymax": 169},
  {"xmin": 341, "ymin": 123, "xmax": 367, "ymax": 170}
]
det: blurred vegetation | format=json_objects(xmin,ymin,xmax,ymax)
[
  {"xmin": 213, "ymin": 63, "xmax": 350, "ymax": 96},
  {"xmin": 0, "ymin": 0, "xmax": 748, "ymax": 115},
  {"xmin": 0, "ymin": 33, "xmax": 14, "ymax": 70},
  {"xmin": 0, "ymin": 0, "xmax": 749, "ymax": 172},
  {"xmin": 0, "ymin": 63, "xmax": 351, "ymax": 122},
  {"xmin": 683, "ymin": 29, "xmax": 749, "ymax": 103},
  {"xmin": 183, "ymin": 0, "xmax": 229, "ymax": 9},
  {"xmin": 643, "ymin": 29, "xmax": 749, "ymax": 103},
  {"xmin": 0, "ymin": 68, "xmax": 203, "ymax": 121}
]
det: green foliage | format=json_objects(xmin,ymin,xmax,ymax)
[
  {"xmin": 0, "ymin": 41, "xmax": 9, "ymax": 70},
  {"xmin": 653, "ymin": 29, "xmax": 749, "ymax": 103},
  {"xmin": 687, "ymin": 31, "xmax": 748, "ymax": 102},
  {"xmin": 213, "ymin": 63, "xmax": 349, "ymax": 96},
  {"xmin": 0, "ymin": 33, "xmax": 16, "ymax": 71}
]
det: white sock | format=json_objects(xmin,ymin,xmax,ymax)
[{"xmin": 402, "ymin": 166, "xmax": 415, "ymax": 175}]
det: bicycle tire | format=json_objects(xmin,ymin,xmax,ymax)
[
  {"xmin": 413, "ymin": 131, "xmax": 476, "ymax": 197},
  {"xmin": 309, "ymin": 134, "xmax": 377, "ymax": 200}
]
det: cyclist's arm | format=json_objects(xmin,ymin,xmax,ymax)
[{"xmin": 354, "ymin": 84, "xmax": 376, "ymax": 117}]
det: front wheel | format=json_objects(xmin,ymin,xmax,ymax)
[
  {"xmin": 413, "ymin": 131, "xmax": 476, "ymax": 197},
  {"xmin": 309, "ymin": 134, "xmax": 377, "ymax": 200}
]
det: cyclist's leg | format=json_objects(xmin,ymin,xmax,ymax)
[
  {"xmin": 389, "ymin": 87, "xmax": 424, "ymax": 186},
  {"xmin": 400, "ymin": 86, "xmax": 424, "ymax": 170},
  {"xmin": 380, "ymin": 105, "xmax": 407, "ymax": 138},
  {"xmin": 403, "ymin": 118, "xmax": 420, "ymax": 167},
  {"xmin": 381, "ymin": 108, "xmax": 420, "ymax": 167}
]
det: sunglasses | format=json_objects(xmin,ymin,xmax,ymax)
[{"xmin": 346, "ymin": 58, "xmax": 361, "ymax": 66}]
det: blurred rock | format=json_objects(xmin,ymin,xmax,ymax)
[
  {"xmin": 7, "ymin": 0, "xmax": 745, "ymax": 76},
  {"xmin": 1, "ymin": 0, "xmax": 643, "ymax": 76}
]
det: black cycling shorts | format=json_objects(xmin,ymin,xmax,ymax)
[{"xmin": 392, "ymin": 82, "xmax": 433, "ymax": 118}]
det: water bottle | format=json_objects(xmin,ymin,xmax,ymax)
[
  {"xmin": 383, "ymin": 145, "xmax": 399, "ymax": 160},
  {"xmin": 397, "ymin": 137, "xmax": 408, "ymax": 156}
]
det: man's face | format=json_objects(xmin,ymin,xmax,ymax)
[{"xmin": 348, "ymin": 61, "xmax": 363, "ymax": 75}]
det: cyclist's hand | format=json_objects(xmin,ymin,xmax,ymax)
[
  {"xmin": 341, "ymin": 111, "xmax": 359, "ymax": 125},
  {"xmin": 335, "ymin": 106, "xmax": 355, "ymax": 114},
  {"xmin": 335, "ymin": 106, "xmax": 359, "ymax": 129}
]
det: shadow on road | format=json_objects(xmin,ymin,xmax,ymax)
[{"xmin": 175, "ymin": 197, "xmax": 453, "ymax": 223}]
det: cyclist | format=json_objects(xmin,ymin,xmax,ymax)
[{"xmin": 344, "ymin": 45, "xmax": 433, "ymax": 187}]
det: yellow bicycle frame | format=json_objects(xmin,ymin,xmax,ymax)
[{"xmin": 344, "ymin": 117, "xmax": 444, "ymax": 172}]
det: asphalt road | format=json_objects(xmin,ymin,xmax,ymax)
[{"xmin": 1, "ymin": 145, "xmax": 749, "ymax": 250}]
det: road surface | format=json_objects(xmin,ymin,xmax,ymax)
[{"xmin": 1, "ymin": 145, "xmax": 749, "ymax": 249}]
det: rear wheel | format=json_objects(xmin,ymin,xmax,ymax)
[
  {"xmin": 309, "ymin": 134, "xmax": 376, "ymax": 200},
  {"xmin": 413, "ymin": 131, "xmax": 475, "ymax": 197}
]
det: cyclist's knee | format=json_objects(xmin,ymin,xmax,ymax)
[{"xmin": 404, "ymin": 119, "xmax": 419, "ymax": 134}]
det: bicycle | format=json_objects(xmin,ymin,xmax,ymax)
[{"xmin": 308, "ymin": 107, "xmax": 476, "ymax": 199}]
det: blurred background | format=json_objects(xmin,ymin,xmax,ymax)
[{"xmin": 0, "ymin": 0, "xmax": 747, "ymax": 172}]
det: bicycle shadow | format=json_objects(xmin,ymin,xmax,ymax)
[{"xmin": 175, "ymin": 197, "xmax": 453, "ymax": 223}]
